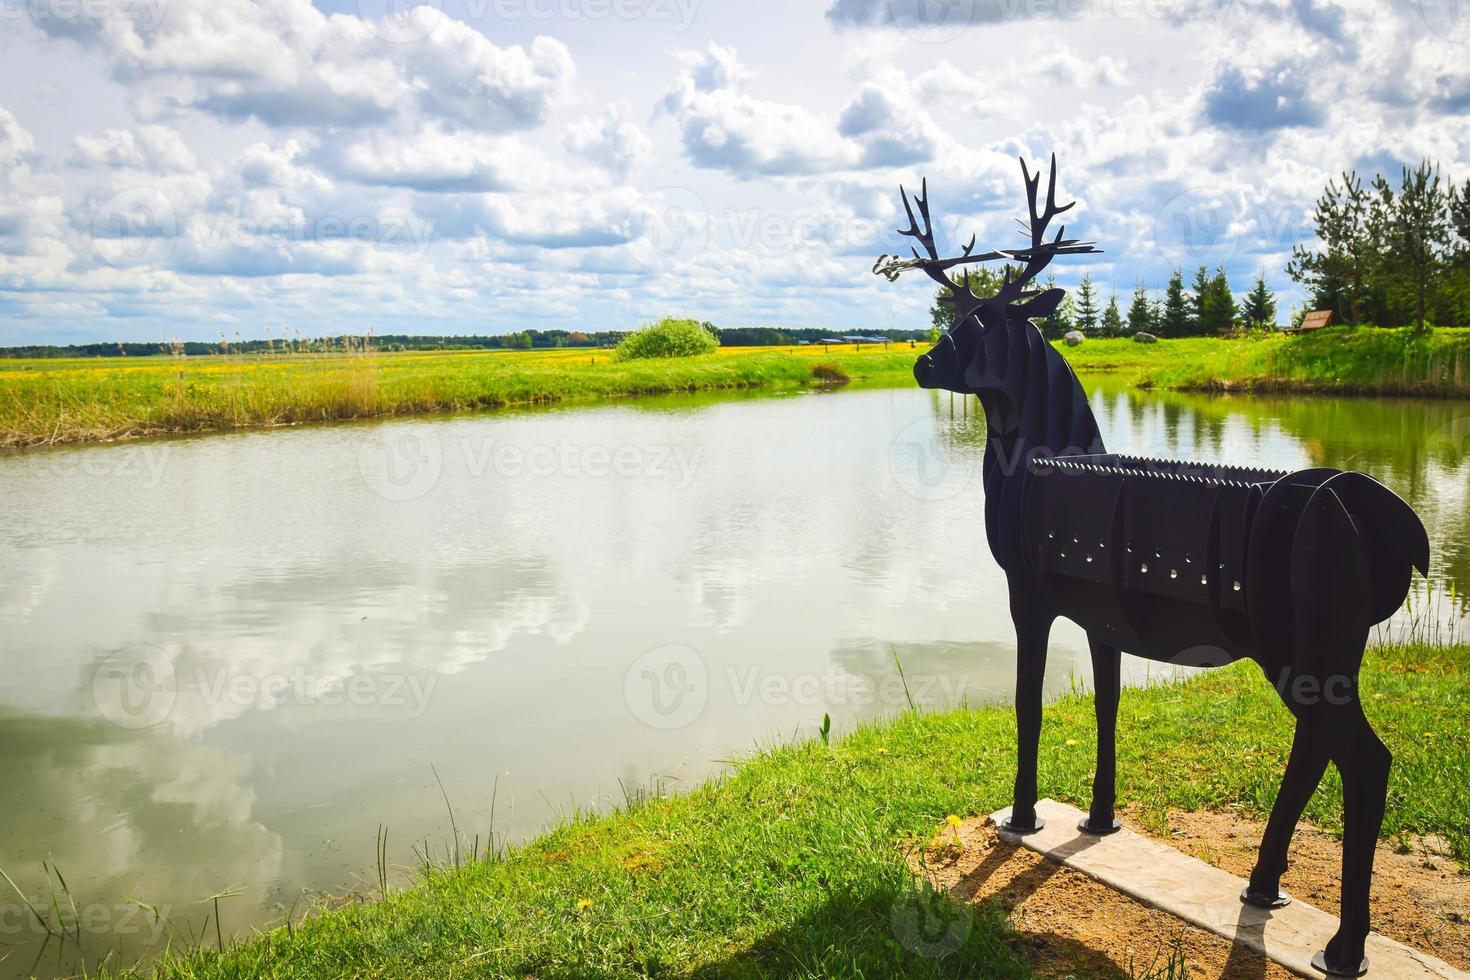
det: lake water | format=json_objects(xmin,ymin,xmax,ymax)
[{"xmin": 1, "ymin": 382, "xmax": 1467, "ymax": 975}]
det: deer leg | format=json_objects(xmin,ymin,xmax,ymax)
[
  {"xmin": 1005, "ymin": 600, "xmax": 1052, "ymax": 834},
  {"xmin": 1242, "ymin": 720, "xmax": 1329, "ymax": 907},
  {"xmin": 1315, "ymin": 706, "xmax": 1390, "ymax": 977},
  {"xmin": 1079, "ymin": 637, "xmax": 1122, "ymax": 835}
]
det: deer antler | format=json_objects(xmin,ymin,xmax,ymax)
[
  {"xmin": 874, "ymin": 158, "xmax": 1099, "ymax": 296},
  {"xmin": 992, "ymin": 154, "xmax": 1089, "ymax": 305},
  {"xmin": 872, "ymin": 180, "xmax": 977, "ymax": 292}
]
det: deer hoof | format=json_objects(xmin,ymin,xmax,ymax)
[
  {"xmin": 1240, "ymin": 887, "xmax": 1291, "ymax": 909},
  {"xmin": 1077, "ymin": 817, "xmax": 1122, "ymax": 836},
  {"xmin": 1312, "ymin": 950, "xmax": 1368, "ymax": 977}
]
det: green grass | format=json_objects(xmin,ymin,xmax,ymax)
[
  {"xmin": 0, "ymin": 345, "xmax": 919, "ymax": 448},
  {"xmin": 4, "ymin": 327, "xmax": 1469, "ymax": 449},
  {"xmin": 102, "ymin": 642, "xmax": 1467, "ymax": 978},
  {"xmin": 1064, "ymin": 326, "xmax": 1470, "ymax": 397}
]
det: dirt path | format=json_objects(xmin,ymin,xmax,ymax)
[{"xmin": 915, "ymin": 808, "xmax": 1468, "ymax": 978}]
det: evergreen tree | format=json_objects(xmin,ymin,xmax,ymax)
[
  {"xmin": 929, "ymin": 266, "xmax": 1016, "ymax": 332},
  {"xmin": 1198, "ymin": 266, "xmax": 1237, "ymax": 334},
  {"xmin": 1126, "ymin": 281, "xmax": 1154, "ymax": 335},
  {"xmin": 1101, "ymin": 293, "xmax": 1124, "ymax": 338},
  {"xmin": 1075, "ymin": 272, "xmax": 1100, "ymax": 334},
  {"xmin": 1286, "ymin": 170, "xmax": 1376, "ymax": 326},
  {"xmin": 1035, "ymin": 272, "xmax": 1076, "ymax": 339},
  {"xmin": 1241, "ymin": 272, "xmax": 1277, "ymax": 331},
  {"xmin": 1190, "ymin": 265, "xmax": 1211, "ymax": 335},
  {"xmin": 1372, "ymin": 161, "xmax": 1453, "ymax": 332},
  {"xmin": 1160, "ymin": 267, "xmax": 1189, "ymax": 338}
]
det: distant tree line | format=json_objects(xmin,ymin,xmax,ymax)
[
  {"xmin": 1287, "ymin": 161, "xmax": 1470, "ymax": 331},
  {"xmin": 0, "ymin": 330, "xmax": 626, "ymax": 358},
  {"xmin": 1, "ymin": 324, "xmax": 929, "ymax": 359}
]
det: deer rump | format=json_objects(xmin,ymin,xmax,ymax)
[{"xmin": 1018, "ymin": 456, "xmax": 1430, "ymax": 669}]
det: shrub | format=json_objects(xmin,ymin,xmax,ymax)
[
  {"xmin": 616, "ymin": 318, "xmax": 719, "ymax": 360},
  {"xmin": 810, "ymin": 362, "xmax": 849, "ymax": 384}
]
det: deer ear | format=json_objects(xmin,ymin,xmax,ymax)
[{"xmin": 1013, "ymin": 288, "xmax": 1065, "ymax": 319}]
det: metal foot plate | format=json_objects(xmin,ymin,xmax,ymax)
[
  {"xmin": 1312, "ymin": 950, "xmax": 1369, "ymax": 977},
  {"xmin": 1240, "ymin": 887, "xmax": 1292, "ymax": 909}
]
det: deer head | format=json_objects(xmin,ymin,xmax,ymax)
[{"xmin": 876, "ymin": 155, "xmax": 1098, "ymax": 394}]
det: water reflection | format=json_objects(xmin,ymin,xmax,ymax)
[{"xmin": 0, "ymin": 383, "xmax": 1465, "ymax": 976}]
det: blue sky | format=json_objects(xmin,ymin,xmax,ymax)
[{"xmin": 0, "ymin": 0, "xmax": 1467, "ymax": 344}]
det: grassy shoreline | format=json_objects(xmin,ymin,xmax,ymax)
[
  {"xmin": 0, "ymin": 345, "xmax": 917, "ymax": 449},
  {"xmin": 3, "ymin": 328, "xmax": 1469, "ymax": 449},
  {"xmin": 100, "ymin": 642, "xmax": 1466, "ymax": 978}
]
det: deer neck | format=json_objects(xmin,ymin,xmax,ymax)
[{"xmin": 972, "ymin": 317, "xmax": 1104, "ymax": 468}]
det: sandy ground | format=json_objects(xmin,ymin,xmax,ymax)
[{"xmin": 915, "ymin": 808, "xmax": 1468, "ymax": 979}]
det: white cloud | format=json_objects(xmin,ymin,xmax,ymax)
[
  {"xmin": 317, "ymin": 127, "xmax": 541, "ymax": 192},
  {"xmin": 564, "ymin": 102, "xmax": 653, "ymax": 180},
  {"xmin": 660, "ymin": 44, "xmax": 860, "ymax": 177},
  {"xmin": 26, "ymin": 0, "xmax": 573, "ymax": 132},
  {"xmin": 70, "ymin": 125, "xmax": 198, "ymax": 172},
  {"xmin": 0, "ymin": 107, "xmax": 66, "ymax": 259}
]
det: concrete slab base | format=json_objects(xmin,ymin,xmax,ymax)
[{"xmin": 989, "ymin": 799, "xmax": 1466, "ymax": 979}]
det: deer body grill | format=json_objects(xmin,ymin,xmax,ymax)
[{"xmin": 1024, "ymin": 453, "xmax": 1285, "ymax": 667}]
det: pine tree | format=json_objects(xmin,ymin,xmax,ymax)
[
  {"xmin": 1101, "ymin": 293, "xmax": 1123, "ymax": 337},
  {"xmin": 1199, "ymin": 266, "xmax": 1237, "ymax": 334},
  {"xmin": 1075, "ymin": 272, "xmax": 1100, "ymax": 334},
  {"xmin": 1190, "ymin": 265, "xmax": 1211, "ymax": 336},
  {"xmin": 1126, "ymin": 281, "xmax": 1154, "ymax": 335},
  {"xmin": 929, "ymin": 266, "xmax": 1016, "ymax": 332},
  {"xmin": 1286, "ymin": 170, "xmax": 1375, "ymax": 326},
  {"xmin": 1241, "ymin": 272, "xmax": 1277, "ymax": 331},
  {"xmin": 1160, "ymin": 267, "xmax": 1189, "ymax": 339},
  {"xmin": 1373, "ymin": 160, "xmax": 1452, "ymax": 332},
  {"xmin": 1035, "ymin": 272, "xmax": 1076, "ymax": 339}
]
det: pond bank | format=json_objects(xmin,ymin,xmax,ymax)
[
  {"xmin": 103, "ymin": 642, "xmax": 1467, "ymax": 978},
  {"xmin": 4, "ymin": 327, "xmax": 1469, "ymax": 448}
]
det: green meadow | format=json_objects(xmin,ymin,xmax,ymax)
[{"xmin": 4, "ymin": 327, "xmax": 1470, "ymax": 448}]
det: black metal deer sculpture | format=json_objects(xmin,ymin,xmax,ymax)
[{"xmin": 875, "ymin": 156, "xmax": 1430, "ymax": 977}]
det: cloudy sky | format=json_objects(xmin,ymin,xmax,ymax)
[{"xmin": 0, "ymin": 0, "xmax": 1467, "ymax": 344}]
